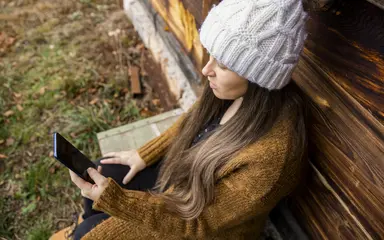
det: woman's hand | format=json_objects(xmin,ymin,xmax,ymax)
[
  {"xmin": 69, "ymin": 166, "xmax": 108, "ymax": 201},
  {"xmin": 99, "ymin": 150, "xmax": 146, "ymax": 185}
]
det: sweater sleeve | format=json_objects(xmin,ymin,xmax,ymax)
[
  {"xmin": 91, "ymin": 145, "xmax": 296, "ymax": 239},
  {"xmin": 136, "ymin": 101, "xmax": 199, "ymax": 167}
]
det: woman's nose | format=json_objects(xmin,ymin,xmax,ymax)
[{"xmin": 202, "ymin": 61, "xmax": 215, "ymax": 77}]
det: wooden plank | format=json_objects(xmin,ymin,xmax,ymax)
[
  {"xmin": 289, "ymin": 163, "xmax": 373, "ymax": 239},
  {"xmin": 311, "ymin": 126, "xmax": 383, "ymax": 236},
  {"xmin": 365, "ymin": 0, "xmax": 384, "ymax": 10},
  {"xmin": 150, "ymin": 0, "xmax": 205, "ymax": 73},
  {"xmin": 302, "ymin": 0, "xmax": 384, "ymax": 123},
  {"xmin": 129, "ymin": 65, "xmax": 142, "ymax": 94},
  {"xmin": 288, "ymin": 0, "xmax": 384, "ymax": 238}
]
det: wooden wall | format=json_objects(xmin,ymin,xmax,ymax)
[
  {"xmin": 149, "ymin": 0, "xmax": 219, "ymax": 84},
  {"xmin": 289, "ymin": 0, "xmax": 384, "ymax": 238},
  {"xmin": 148, "ymin": 0, "xmax": 384, "ymax": 238}
]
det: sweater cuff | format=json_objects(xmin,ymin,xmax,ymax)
[
  {"xmin": 136, "ymin": 135, "xmax": 170, "ymax": 167},
  {"xmin": 92, "ymin": 177, "xmax": 161, "ymax": 223}
]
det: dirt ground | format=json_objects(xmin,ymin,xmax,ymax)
[{"xmin": 0, "ymin": 0, "xmax": 175, "ymax": 239}]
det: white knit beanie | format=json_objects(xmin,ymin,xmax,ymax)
[{"xmin": 199, "ymin": 0, "xmax": 309, "ymax": 90}]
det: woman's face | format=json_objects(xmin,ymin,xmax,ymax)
[{"xmin": 202, "ymin": 55, "xmax": 248, "ymax": 100}]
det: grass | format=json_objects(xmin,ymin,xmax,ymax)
[
  {"xmin": 26, "ymin": 220, "xmax": 52, "ymax": 240},
  {"xmin": 0, "ymin": 0, "xmax": 162, "ymax": 239}
]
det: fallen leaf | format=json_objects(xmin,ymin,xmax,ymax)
[
  {"xmin": 13, "ymin": 92, "xmax": 22, "ymax": 98},
  {"xmin": 89, "ymin": 98, "xmax": 99, "ymax": 105},
  {"xmin": 3, "ymin": 110, "xmax": 14, "ymax": 117},
  {"xmin": 27, "ymin": 151, "xmax": 32, "ymax": 157},
  {"xmin": 49, "ymin": 167, "xmax": 56, "ymax": 174},
  {"xmin": 140, "ymin": 108, "xmax": 151, "ymax": 117},
  {"xmin": 49, "ymin": 151, "xmax": 53, "ymax": 157},
  {"xmin": 6, "ymin": 138, "xmax": 14, "ymax": 146},
  {"xmin": 0, "ymin": 154, "xmax": 7, "ymax": 159},
  {"xmin": 88, "ymin": 88, "xmax": 97, "ymax": 94},
  {"xmin": 0, "ymin": 32, "xmax": 16, "ymax": 52},
  {"xmin": 136, "ymin": 43, "xmax": 145, "ymax": 50},
  {"xmin": 16, "ymin": 104, "xmax": 23, "ymax": 111},
  {"xmin": 0, "ymin": 139, "xmax": 4, "ymax": 144},
  {"xmin": 152, "ymin": 99, "xmax": 160, "ymax": 105},
  {"xmin": 39, "ymin": 87, "xmax": 46, "ymax": 95}
]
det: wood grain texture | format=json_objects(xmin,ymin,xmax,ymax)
[
  {"xmin": 289, "ymin": 0, "xmax": 384, "ymax": 238},
  {"xmin": 305, "ymin": 0, "xmax": 384, "ymax": 123},
  {"xmin": 147, "ymin": 0, "xmax": 384, "ymax": 238},
  {"xmin": 364, "ymin": 0, "xmax": 384, "ymax": 10},
  {"xmin": 150, "ymin": 0, "xmax": 204, "ymax": 72},
  {"xmin": 289, "ymin": 162, "xmax": 373, "ymax": 239}
]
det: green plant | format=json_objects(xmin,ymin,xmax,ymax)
[
  {"xmin": 26, "ymin": 220, "xmax": 52, "ymax": 240},
  {"xmin": 0, "ymin": 197, "xmax": 14, "ymax": 239}
]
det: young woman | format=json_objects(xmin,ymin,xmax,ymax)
[{"xmin": 53, "ymin": 0, "xmax": 309, "ymax": 239}]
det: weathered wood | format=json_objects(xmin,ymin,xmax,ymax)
[
  {"xmin": 123, "ymin": 0, "xmax": 198, "ymax": 111},
  {"xmin": 365, "ymin": 0, "xmax": 384, "ymax": 10},
  {"xmin": 130, "ymin": 0, "xmax": 384, "ymax": 238},
  {"xmin": 129, "ymin": 65, "xmax": 142, "ymax": 94},
  {"xmin": 288, "ymin": 0, "xmax": 384, "ymax": 238},
  {"xmin": 289, "ymin": 162, "xmax": 374, "ymax": 239},
  {"xmin": 150, "ymin": 0, "xmax": 205, "ymax": 73}
]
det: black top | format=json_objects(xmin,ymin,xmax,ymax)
[{"xmin": 191, "ymin": 107, "xmax": 226, "ymax": 146}]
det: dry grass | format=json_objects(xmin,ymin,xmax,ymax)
[{"xmin": 0, "ymin": 0, "xmax": 162, "ymax": 238}]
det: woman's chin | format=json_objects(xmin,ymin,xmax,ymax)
[{"xmin": 212, "ymin": 89, "xmax": 224, "ymax": 99}]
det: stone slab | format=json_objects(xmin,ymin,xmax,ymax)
[{"xmin": 97, "ymin": 108, "xmax": 184, "ymax": 155}]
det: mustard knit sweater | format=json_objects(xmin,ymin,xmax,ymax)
[{"xmin": 81, "ymin": 102, "xmax": 305, "ymax": 240}]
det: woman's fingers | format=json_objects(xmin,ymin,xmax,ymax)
[
  {"xmin": 103, "ymin": 152, "xmax": 117, "ymax": 157},
  {"xmin": 122, "ymin": 168, "xmax": 137, "ymax": 185},
  {"xmin": 100, "ymin": 157, "xmax": 122, "ymax": 164},
  {"xmin": 87, "ymin": 168, "xmax": 106, "ymax": 186},
  {"xmin": 69, "ymin": 169, "xmax": 93, "ymax": 189}
]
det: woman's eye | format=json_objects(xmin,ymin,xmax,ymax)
[
  {"xmin": 209, "ymin": 54, "xmax": 226, "ymax": 69},
  {"xmin": 217, "ymin": 62, "xmax": 227, "ymax": 69},
  {"xmin": 215, "ymin": 59, "xmax": 226, "ymax": 69}
]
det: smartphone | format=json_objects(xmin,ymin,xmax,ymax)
[{"xmin": 53, "ymin": 132, "xmax": 97, "ymax": 184}]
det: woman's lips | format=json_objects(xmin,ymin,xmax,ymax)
[{"xmin": 209, "ymin": 82, "xmax": 218, "ymax": 89}]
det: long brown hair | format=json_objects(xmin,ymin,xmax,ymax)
[{"xmin": 147, "ymin": 79, "xmax": 309, "ymax": 220}]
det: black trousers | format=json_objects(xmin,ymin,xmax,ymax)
[{"xmin": 73, "ymin": 157, "xmax": 163, "ymax": 240}]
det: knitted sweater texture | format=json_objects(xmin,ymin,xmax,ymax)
[{"xmin": 81, "ymin": 101, "xmax": 304, "ymax": 240}]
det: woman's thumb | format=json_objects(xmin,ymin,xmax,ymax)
[{"xmin": 122, "ymin": 168, "xmax": 136, "ymax": 185}]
